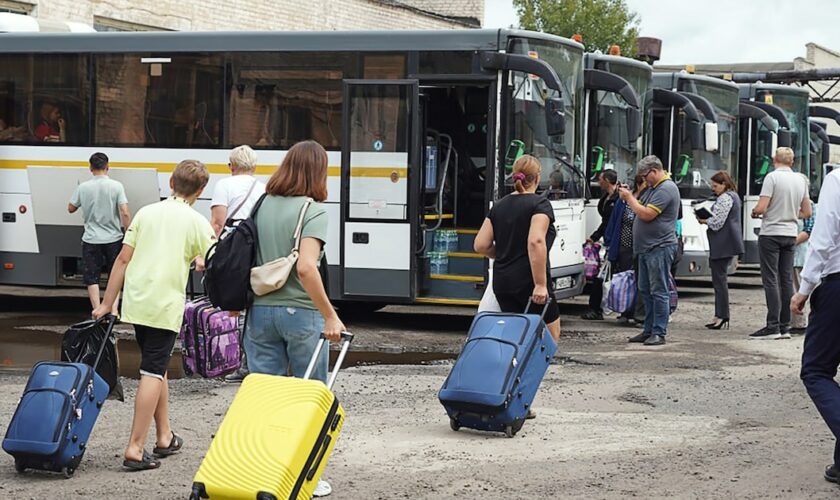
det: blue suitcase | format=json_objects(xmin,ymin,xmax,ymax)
[
  {"xmin": 438, "ymin": 303, "xmax": 557, "ymax": 437},
  {"xmin": 3, "ymin": 316, "xmax": 115, "ymax": 477}
]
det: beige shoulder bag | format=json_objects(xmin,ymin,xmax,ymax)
[{"xmin": 250, "ymin": 197, "xmax": 313, "ymax": 296}]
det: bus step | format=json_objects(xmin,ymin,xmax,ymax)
[
  {"xmin": 445, "ymin": 253, "xmax": 484, "ymax": 276},
  {"xmin": 424, "ymin": 213, "xmax": 454, "ymax": 221},
  {"xmin": 430, "ymin": 274, "xmax": 484, "ymax": 282},
  {"xmin": 415, "ymin": 297, "xmax": 480, "ymax": 306},
  {"xmin": 424, "ymin": 277, "xmax": 484, "ymax": 301}
]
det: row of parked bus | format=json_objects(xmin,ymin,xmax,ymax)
[{"xmin": 0, "ymin": 28, "xmax": 835, "ymax": 311}]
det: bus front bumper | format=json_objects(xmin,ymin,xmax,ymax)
[{"xmin": 551, "ymin": 263, "xmax": 585, "ymax": 301}]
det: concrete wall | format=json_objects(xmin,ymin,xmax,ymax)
[{"xmin": 21, "ymin": 0, "xmax": 480, "ymax": 31}]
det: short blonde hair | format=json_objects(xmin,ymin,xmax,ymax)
[
  {"xmin": 229, "ymin": 145, "xmax": 258, "ymax": 172},
  {"xmin": 172, "ymin": 159, "xmax": 209, "ymax": 196},
  {"xmin": 774, "ymin": 147, "xmax": 795, "ymax": 166}
]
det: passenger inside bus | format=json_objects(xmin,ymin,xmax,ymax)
[
  {"xmin": 0, "ymin": 117, "xmax": 27, "ymax": 142},
  {"xmin": 34, "ymin": 102, "xmax": 66, "ymax": 142}
]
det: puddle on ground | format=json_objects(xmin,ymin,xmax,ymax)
[{"xmin": 0, "ymin": 329, "xmax": 457, "ymax": 381}]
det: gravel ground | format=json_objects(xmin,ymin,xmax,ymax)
[{"xmin": 0, "ymin": 274, "xmax": 838, "ymax": 499}]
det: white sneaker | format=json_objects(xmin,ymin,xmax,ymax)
[
  {"xmin": 312, "ymin": 479, "xmax": 332, "ymax": 498},
  {"xmin": 777, "ymin": 331, "xmax": 792, "ymax": 340}
]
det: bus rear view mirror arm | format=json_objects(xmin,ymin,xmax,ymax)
[
  {"xmin": 650, "ymin": 88, "xmax": 704, "ymax": 150},
  {"xmin": 583, "ymin": 68, "xmax": 642, "ymax": 145}
]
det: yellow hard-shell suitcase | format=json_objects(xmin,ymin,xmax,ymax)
[{"xmin": 190, "ymin": 333, "xmax": 353, "ymax": 500}]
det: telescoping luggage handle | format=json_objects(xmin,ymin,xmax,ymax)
[
  {"xmin": 524, "ymin": 298, "xmax": 551, "ymax": 321},
  {"xmin": 303, "ymin": 332, "xmax": 354, "ymax": 391}
]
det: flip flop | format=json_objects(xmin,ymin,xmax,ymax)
[
  {"xmin": 123, "ymin": 450, "xmax": 161, "ymax": 471},
  {"xmin": 153, "ymin": 432, "xmax": 183, "ymax": 458}
]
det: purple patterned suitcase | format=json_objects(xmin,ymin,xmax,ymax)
[{"xmin": 180, "ymin": 299, "xmax": 241, "ymax": 378}]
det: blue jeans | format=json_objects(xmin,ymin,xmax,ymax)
[
  {"xmin": 637, "ymin": 244, "xmax": 678, "ymax": 336},
  {"xmin": 243, "ymin": 305, "xmax": 328, "ymax": 383}
]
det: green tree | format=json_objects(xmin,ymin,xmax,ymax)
[{"xmin": 514, "ymin": 0, "xmax": 640, "ymax": 56}]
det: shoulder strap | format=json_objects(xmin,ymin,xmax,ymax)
[
  {"xmin": 229, "ymin": 178, "xmax": 259, "ymax": 219},
  {"xmin": 291, "ymin": 198, "xmax": 314, "ymax": 253}
]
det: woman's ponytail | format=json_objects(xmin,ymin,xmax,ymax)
[{"xmin": 511, "ymin": 155, "xmax": 542, "ymax": 193}]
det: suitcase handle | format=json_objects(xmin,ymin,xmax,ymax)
[
  {"xmin": 303, "ymin": 332, "xmax": 354, "ymax": 391},
  {"xmin": 524, "ymin": 299, "xmax": 551, "ymax": 321}
]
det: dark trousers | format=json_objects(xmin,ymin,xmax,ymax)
[
  {"xmin": 710, "ymin": 257, "xmax": 733, "ymax": 319},
  {"xmin": 759, "ymin": 235, "xmax": 796, "ymax": 331},
  {"xmin": 801, "ymin": 280, "xmax": 840, "ymax": 466},
  {"xmin": 588, "ymin": 249, "xmax": 634, "ymax": 313}
]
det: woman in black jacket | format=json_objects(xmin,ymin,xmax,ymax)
[
  {"xmin": 698, "ymin": 171, "xmax": 743, "ymax": 330},
  {"xmin": 581, "ymin": 170, "xmax": 619, "ymax": 320}
]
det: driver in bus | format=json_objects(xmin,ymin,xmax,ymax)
[{"xmin": 34, "ymin": 102, "xmax": 66, "ymax": 142}]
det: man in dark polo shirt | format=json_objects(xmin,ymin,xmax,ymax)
[{"xmin": 618, "ymin": 155, "xmax": 681, "ymax": 346}]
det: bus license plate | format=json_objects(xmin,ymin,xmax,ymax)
[{"xmin": 555, "ymin": 277, "xmax": 573, "ymax": 290}]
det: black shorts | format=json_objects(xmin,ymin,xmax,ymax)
[
  {"xmin": 134, "ymin": 324, "xmax": 177, "ymax": 379},
  {"xmin": 494, "ymin": 284, "xmax": 560, "ymax": 324},
  {"xmin": 82, "ymin": 240, "xmax": 122, "ymax": 286}
]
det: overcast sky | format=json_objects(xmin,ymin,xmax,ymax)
[{"xmin": 485, "ymin": 0, "xmax": 840, "ymax": 65}]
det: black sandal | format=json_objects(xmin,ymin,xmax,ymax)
[
  {"xmin": 123, "ymin": 450, "xmax": 161, "ymax": 471},
  {"xmin": 153, "ymin": 432, "xmax": 183, "ymax": 458}
]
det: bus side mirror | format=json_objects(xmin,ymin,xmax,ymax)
[
  {"xmin": 545, "ymin": 97, "xmax": 565, "ymax": 137},
  {"xmin": 626, "ymin": 108, "xmax": 641, "ymax": 151},
  {"xmin": 776, "ymin": 129, "xmax": 791, "ymax": 148},
  {"xmin": 704, "ymin": 122, "xmax": 719, "ymax": 152}
]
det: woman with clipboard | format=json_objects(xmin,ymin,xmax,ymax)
[{"xmin": 698, "ymin": 171, "xmax": 744, "ymax": 330}]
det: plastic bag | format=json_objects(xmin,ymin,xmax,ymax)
[
  {"xmin": 607, "ymin": 270, "xmax": 636, "ymax": 315},
  {"xmin": 582, "ymin": 243, "xmax": 602, "ymax": 281},
  {"xmin": 61, "ymin": 319, "xmax": 124, "ymax": 401},
  {"xmin": 478, "ymin": 271, "xmax": 501, "ymax": 313},
  {"xmin": 668, "ymin": 274, "xmax": 678, "ymax": 314}
]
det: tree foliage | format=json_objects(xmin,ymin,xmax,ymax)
[{"xmin": 514, "ymin": 0, "xmax": 640, "ymax": 56}]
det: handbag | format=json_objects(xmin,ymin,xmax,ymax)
[
  {"xmin": 599, "ymin": 260, "xmax": 613, "ymax": 313},
  {"xmin": 249, "ymin": 198, "xmax": 313, "ymax": 296}
]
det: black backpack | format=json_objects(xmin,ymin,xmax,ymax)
[{"xmin": 203, "ymin": 194, "xmax": 267, "ymax": 311}]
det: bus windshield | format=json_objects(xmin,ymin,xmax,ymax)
[
  {"xmin": 589, "ymin": 63, "xmax": 649, "ymax": 190},
  {"xmin": 675, "ymin": 80, "xmax": 739, "ymax": 199},
  {"xmin": 756, "ymin": 90, "xmax": 810, "ymax": 176},
  {"xmin": 507, "ymin": 38, "xmax": 584, "ymax": 199}
]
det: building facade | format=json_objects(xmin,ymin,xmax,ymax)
[{"xmin": 0, "ymin": 0, "xmax": 483, "ymax": 31}]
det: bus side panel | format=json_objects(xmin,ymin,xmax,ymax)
[
  {"xmin": 742, "ymin": 195, "xmax": 761, "ymax": 264},
  {"xmin": 0, "ymin": 193, "xmax": 38, "ymax": 253},
  {"xmin": 549, "ymin": 199, "xmax": 586, "ymax": 298}
]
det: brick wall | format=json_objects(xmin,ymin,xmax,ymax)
[{"xmin": 32, "ymin": 0, "xmax": 481, "ymax": 31}]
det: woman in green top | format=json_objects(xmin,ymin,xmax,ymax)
[{"xmin": 244, "ymin": 141, "xmax": 345, "ymax": 386}]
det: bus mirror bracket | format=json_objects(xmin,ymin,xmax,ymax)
[{"xmin": 583, "ymin": 68, "xmax": 642, "ymax": 145}]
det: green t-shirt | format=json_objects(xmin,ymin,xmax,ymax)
[
  {"xmin": 253, "ymin": 196, "xmax": 328, "ymax": 309},
  {"xmin": 121, "ymin": 197, "xmax": 215, "ymax": 333},
  {"xmin": 69, "ymin": 175, "xmax": 127, "ymax": 244}
]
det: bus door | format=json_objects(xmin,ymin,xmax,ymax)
[{"xmin": 339, "ymin": 80, "xmax": 420, "ymax": 300}]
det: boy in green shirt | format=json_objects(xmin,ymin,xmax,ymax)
[{"xmin": 93, "ymin": 160, "xmax": 215, "ymax": 471}]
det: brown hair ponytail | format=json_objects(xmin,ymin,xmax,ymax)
[{"xmin": 511, "ymin": 154, "xmax": 541, "ymax": 193}]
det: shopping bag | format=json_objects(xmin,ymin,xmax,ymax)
[
  {"xmin": 606, "ymin": 270, "xmax": 636, "ymax": 315},
  {"xmin": 582, "ymin": 243, "xmax": 602, "ymax": 281},
  {"xmin": 668, "ymin": 274, "xmax": 678, "ymax": 314}
]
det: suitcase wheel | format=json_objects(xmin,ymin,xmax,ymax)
[
  {"xmin": 14, "ymin": 459, "xmax": 26, "ymax": 473},
  {"xmin": 449, "ymin": 418, "xmax": 460, "ymax": 432},
  {"xmin": 504, "ymin": 425, "xmax": 515, "ymax": 438},
  {"xmin": 63, "ymin": 466, "xmax": 75, "ymax": 479}
]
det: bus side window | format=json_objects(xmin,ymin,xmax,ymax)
[{"xmin": 94, "ymin": 54, "xmax": 223, "ymax": 147}]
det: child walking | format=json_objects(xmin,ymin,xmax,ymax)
[{"xmin": 93, "ymin": 160, "xmax": 215, "ymax": 470}]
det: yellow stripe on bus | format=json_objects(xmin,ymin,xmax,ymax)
[{"xmin": 0, "ymin": 161, "xmax": 404, "ymax": 178}]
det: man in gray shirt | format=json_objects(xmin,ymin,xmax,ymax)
[
  {"xmin": 618, "ymin": 155, "xmax": 681, "ymax": 346},
  {"xmin": 68, "ymin": 152, "xmax": 131, "ymax": 310},
  {"xmin": 750, "ymin": 147, "xmax": 811, "ymax": 339}
]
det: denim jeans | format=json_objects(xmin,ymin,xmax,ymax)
[
  {"xmin": 637, "ymin": 244, "xmax": 678, "ymax": 336},
  {"xmin": 243, "ymin": 305, "xmax": 328, "ymax": 383}
]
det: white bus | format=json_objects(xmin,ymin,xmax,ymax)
[
  {"xmin": 0, "ymin": 29, "xmax": 587, "ymax": 309},
  {"xmin": 648, "ymin": 72, "xmax": 738, "ymax": 277}
]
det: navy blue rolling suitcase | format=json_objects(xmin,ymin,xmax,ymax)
[
  {"xmin": 2, "ymin": 315, "xmax": 116, "ymax": 477},
  {"xmin": 438, "ymin": 302, "xmax": 557, "ymax": 437}
]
